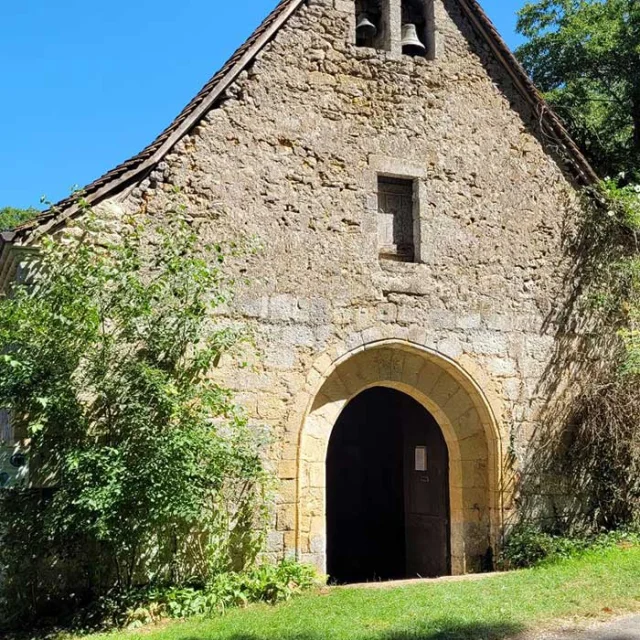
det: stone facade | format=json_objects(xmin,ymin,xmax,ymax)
[{"xmin": 2, "ymin": 0, "xmax": 592, "ymax": 575}]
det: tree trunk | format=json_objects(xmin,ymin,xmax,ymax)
[
  {"xmin": 634, "ymin": 103, "xmax": 640, "ymax": 151},
  {"xmin": 632, "ymin": 97, "xmax": 640, "ymax": 166}
]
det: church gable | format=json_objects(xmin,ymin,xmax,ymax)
[
  {"xmin": 0, "ymin": 0, "xmax": 604, "ymax": 577},
  {"xmin": 10, "ymin": 0, "xmax": 596, "ymax": 244},
  {"xmin": 103, "ymin": 0, "xmax": 583, "ymax": 302}
]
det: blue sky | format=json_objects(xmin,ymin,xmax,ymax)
[{"xmin": 0, "ymin": 1, "xmax": 527, "ymax": 209}]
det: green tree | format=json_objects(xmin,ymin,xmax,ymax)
[
  {"xmin": 516, "ymin": 0, "xmax": 640, "ymax": 178},
  {"xmin": 0, "ymin": 205, "xmax": 270, "ymax": 622},
  {"xmin": 0, "ymin": 206, "xmax": 39, "ymax": 232}
]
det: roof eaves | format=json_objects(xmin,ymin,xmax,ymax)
[
  {"xmin": 458, "ymin": 0, "xmax": 599, "ymax": 186},
  {"xmin": 18, "ymin": 0, "xmax": 306, "ymax": 246}
]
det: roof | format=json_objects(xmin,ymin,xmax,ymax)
[{"xmin": 11, "ymin": 0, "xmax": 599, "ymax": 244}]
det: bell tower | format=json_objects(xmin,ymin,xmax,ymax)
[{"xmin": 354, "ymin": 0, "xmax": 437, "ymax": 60}]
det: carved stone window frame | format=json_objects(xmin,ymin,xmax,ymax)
[
  {"xmin": 377, "ymin": 176, "xmax": 416, "ymax": 262},
  {"xmin": 365, "ymin": 156, "xmax": 428, "ymax": 265}
]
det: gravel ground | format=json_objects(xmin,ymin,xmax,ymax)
[{"xmin": 524, "ymin": 615, "xmax": 640, "ymax": 640}]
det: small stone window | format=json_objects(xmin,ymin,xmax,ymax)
[
  {"xmin": 355, "ymin": 0, "xmax": 388, "ymax": 50},
  {"xmin": 401, "ymin": 0, "xmax": 435, "ymax": 58},
  {"xmin": 378, "ymin": 176, "xmax": 416, "ymax": 262}
]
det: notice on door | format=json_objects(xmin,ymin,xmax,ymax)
[{"xmin": 415, "ymin": 446, "xmax": 427, "ymax": 472}]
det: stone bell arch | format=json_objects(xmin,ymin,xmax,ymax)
[{"xmin": 295, "ymin": 339, "xmax": 506, "ymax": 576}]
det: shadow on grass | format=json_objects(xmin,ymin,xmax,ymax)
[{"xmin": 180, "ymin": 620, "xmax": 526, "ymax": 640}]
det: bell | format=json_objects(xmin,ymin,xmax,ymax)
[
  {"xmin": 356, "ymin": 14, "xmax": 378, "ymax": 40},
  {"xmin": 401, "ymin": 23, "xmax": 426, "ymax": 55}
]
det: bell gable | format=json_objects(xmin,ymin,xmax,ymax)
[{"xmin": 5, "ymin": 0, "xmax": 596, "ymax": 246}]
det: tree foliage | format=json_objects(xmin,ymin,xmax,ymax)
[
  {"xmin": 511, "ymin": 0, "xmax": 640, "ymax": 534},
  {"xmin": 516, "ymin": 0, "xmax": 640, "ymax": 178},
  {"xmin": 0, "ymin": 206, "xmax": 271, "ymax": 624},
  {"xmin": 0, "ymin": 206, "xmax": 40, "ymax": 232}
]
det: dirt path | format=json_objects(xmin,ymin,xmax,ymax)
[{"xmin": 523, "ymin": 615, "xmax": 640, "ymax": 640}]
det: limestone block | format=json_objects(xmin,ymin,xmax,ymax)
[
  {"xmin": 443, "ymin": 390, "xmax": 475, "ymax": 424},
  {"xmin": 309, "ymin": 516, "xmax": 325, "ymax": 536},
  {"xmin": 462, "ymin": 488, "xmax": 491, "ymax": 517},
  {"xmin": 407, "ymin": 325, "xmax": 428, "ymax": 345},
  {"xmin": 309, "ymin": 535, "xmax": 325, "ymax": 554},
  {"xmin": 429, "ymin": 374, "xmax": 461, "ymax": 409},
  {"xmin": 236, "ymin": 296, "xmax": 269, "ymax": 319},
  {"xmin": 486, "ymin": 357, "xmax": 518, "ymax": 377},
  {"xmin": 283, "ymin": 531, "xmax": 297, "ymax": 550},
  {"xmin": 377, "ymin": 303, "xmax": 398, "ymax": 324},
  {"xmin": 402, "ymin": 353, "xmax": 426, "ymax": 387},
  {"xmin": 257, "ymin": 394, "xmax": 288, "ymax": 420},
  {"xmin": 309, "ymin": 462, "xmax": 325, "ymax": 488},
  {"xmin": 281, "ymin": 325, "xmax": 316, "ymax": 347},
  {"xmin": 462, "ymin": 459, "xmax": 489, "ymax": 490},
  {"xmin": 278, "ymin": 460, "xmax": 298, "ymax": 479},
  {"xmin": 466, "ymin": 332, "xmax": 509, "ymax": 356},
  {"xmin": 278, "ymin": 480, "xmax": 297, "ymax": 505},
  {"xmin": 343, "ymin": 332, "xmax": 364, "ymax": 353},
  {"xmin": 417, "ymin": 361, "xmax": 445, "ymax": 395},
  {"xmin": 334, "ymin": 1, "xmax": 354, "ymax": 14},
  {"xmin": 266, "ymin": 531, "xmax": 285, "ymax": 554},
  {"xmin": 454, "ymin": 408, "xmax": 482, "ymax": 441},
  {"xmin": 426, "ymin": 310, "xmax": 459, "ymax": 330},
  {"xmin": 361, "ymin": 326, "xmax": 384, "ymax": 344},
  {"xmin": 388, "ymin": 349, "xmax": 406, "ymax": 381},
  {"xmin": 312, "ymin": 351, "xmax": 334, "ymax": 377},
  {"xmin": 277, "ymin": 505, "xmax": 297, "ymax": 531},
  {"xmin": 456, "ymin": 314, "xmax": 482, "ymax": 330},
  {"xmin": 280, "ymin": 443, "xmax": 299, "ymax": 461},
  {"xmin": 502, "ymin": 378, "xmax": 522, "ymax": 401},
  {"xmin": 459, "ymin": 433, "xmax": 489, "ymax": 462}
]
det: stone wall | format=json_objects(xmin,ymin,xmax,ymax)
[{"xmin": 81, "ymin": 0, "xmax": 586, "ymax": 572}]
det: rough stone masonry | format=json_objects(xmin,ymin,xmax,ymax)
[{"xmin": 0, "ymin": 0, "xmax": 597, "ymax": 576}]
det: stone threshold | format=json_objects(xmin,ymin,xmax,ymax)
[{"xmin": 337, "ymin": 570, "xmax": 505, "ymax": 590}]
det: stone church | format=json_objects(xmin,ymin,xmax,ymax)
[{"xmin": 0, "ymin": 0, "xmax": 599, "ymax": 582}]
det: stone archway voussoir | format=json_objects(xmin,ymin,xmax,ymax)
[{"xmin": 296, "ymin": 340, "xmax": 505, "ymax": 576}]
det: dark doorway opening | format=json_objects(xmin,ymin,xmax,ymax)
[{"xmin": 326, "ymin": 387, "xmax": 450, "ymax": 584}]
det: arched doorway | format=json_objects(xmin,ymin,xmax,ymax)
[
  {"xmin": 296, "ymin": 340, "xmax": 505, "ymax": 576},
  {"xmin": 327, "ymin": 387, "xmax": 450, "ymax": 583}
]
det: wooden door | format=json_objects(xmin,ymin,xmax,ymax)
[
  {"xmin": 327, "ymin": 388, "xmax": 450, "ymax": 583},
  {"xmin": 403, "ymin": 403, "xmax": 450, "ymax": 578},
  {"xmin": 327, "ymin": 388, "xmax": 406, "ymax": 584}
]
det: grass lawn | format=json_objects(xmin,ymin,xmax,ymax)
[{"xmin": 84, "ymin": 545, "xmax": 640, "ymax": 640}]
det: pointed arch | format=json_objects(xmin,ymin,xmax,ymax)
[{"xmin": 295, "ymin": 339, "xmax": 506, "ymax": 575}]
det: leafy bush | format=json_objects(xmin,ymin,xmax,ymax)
[
  {"xmin": 601, "ymin": 178, "xmax": 640, "ymax": 232},
  {"xmin": 73, "ymin": 561, "xmax": 321, "ymax": 629},
  {"xmin": 139, "ymin": 561, "xmax": 320, "ymax": 623},
  {"xmin": 500, "ymin": 523, "xmax": 640, "ymax": 570},
  {"xmin": 0, "ymin": 204, "xmax": 272, "ymax": 627},
  {"xmin": 499, "ymin": 525, "xmax": 558, "ymax": 569}
]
